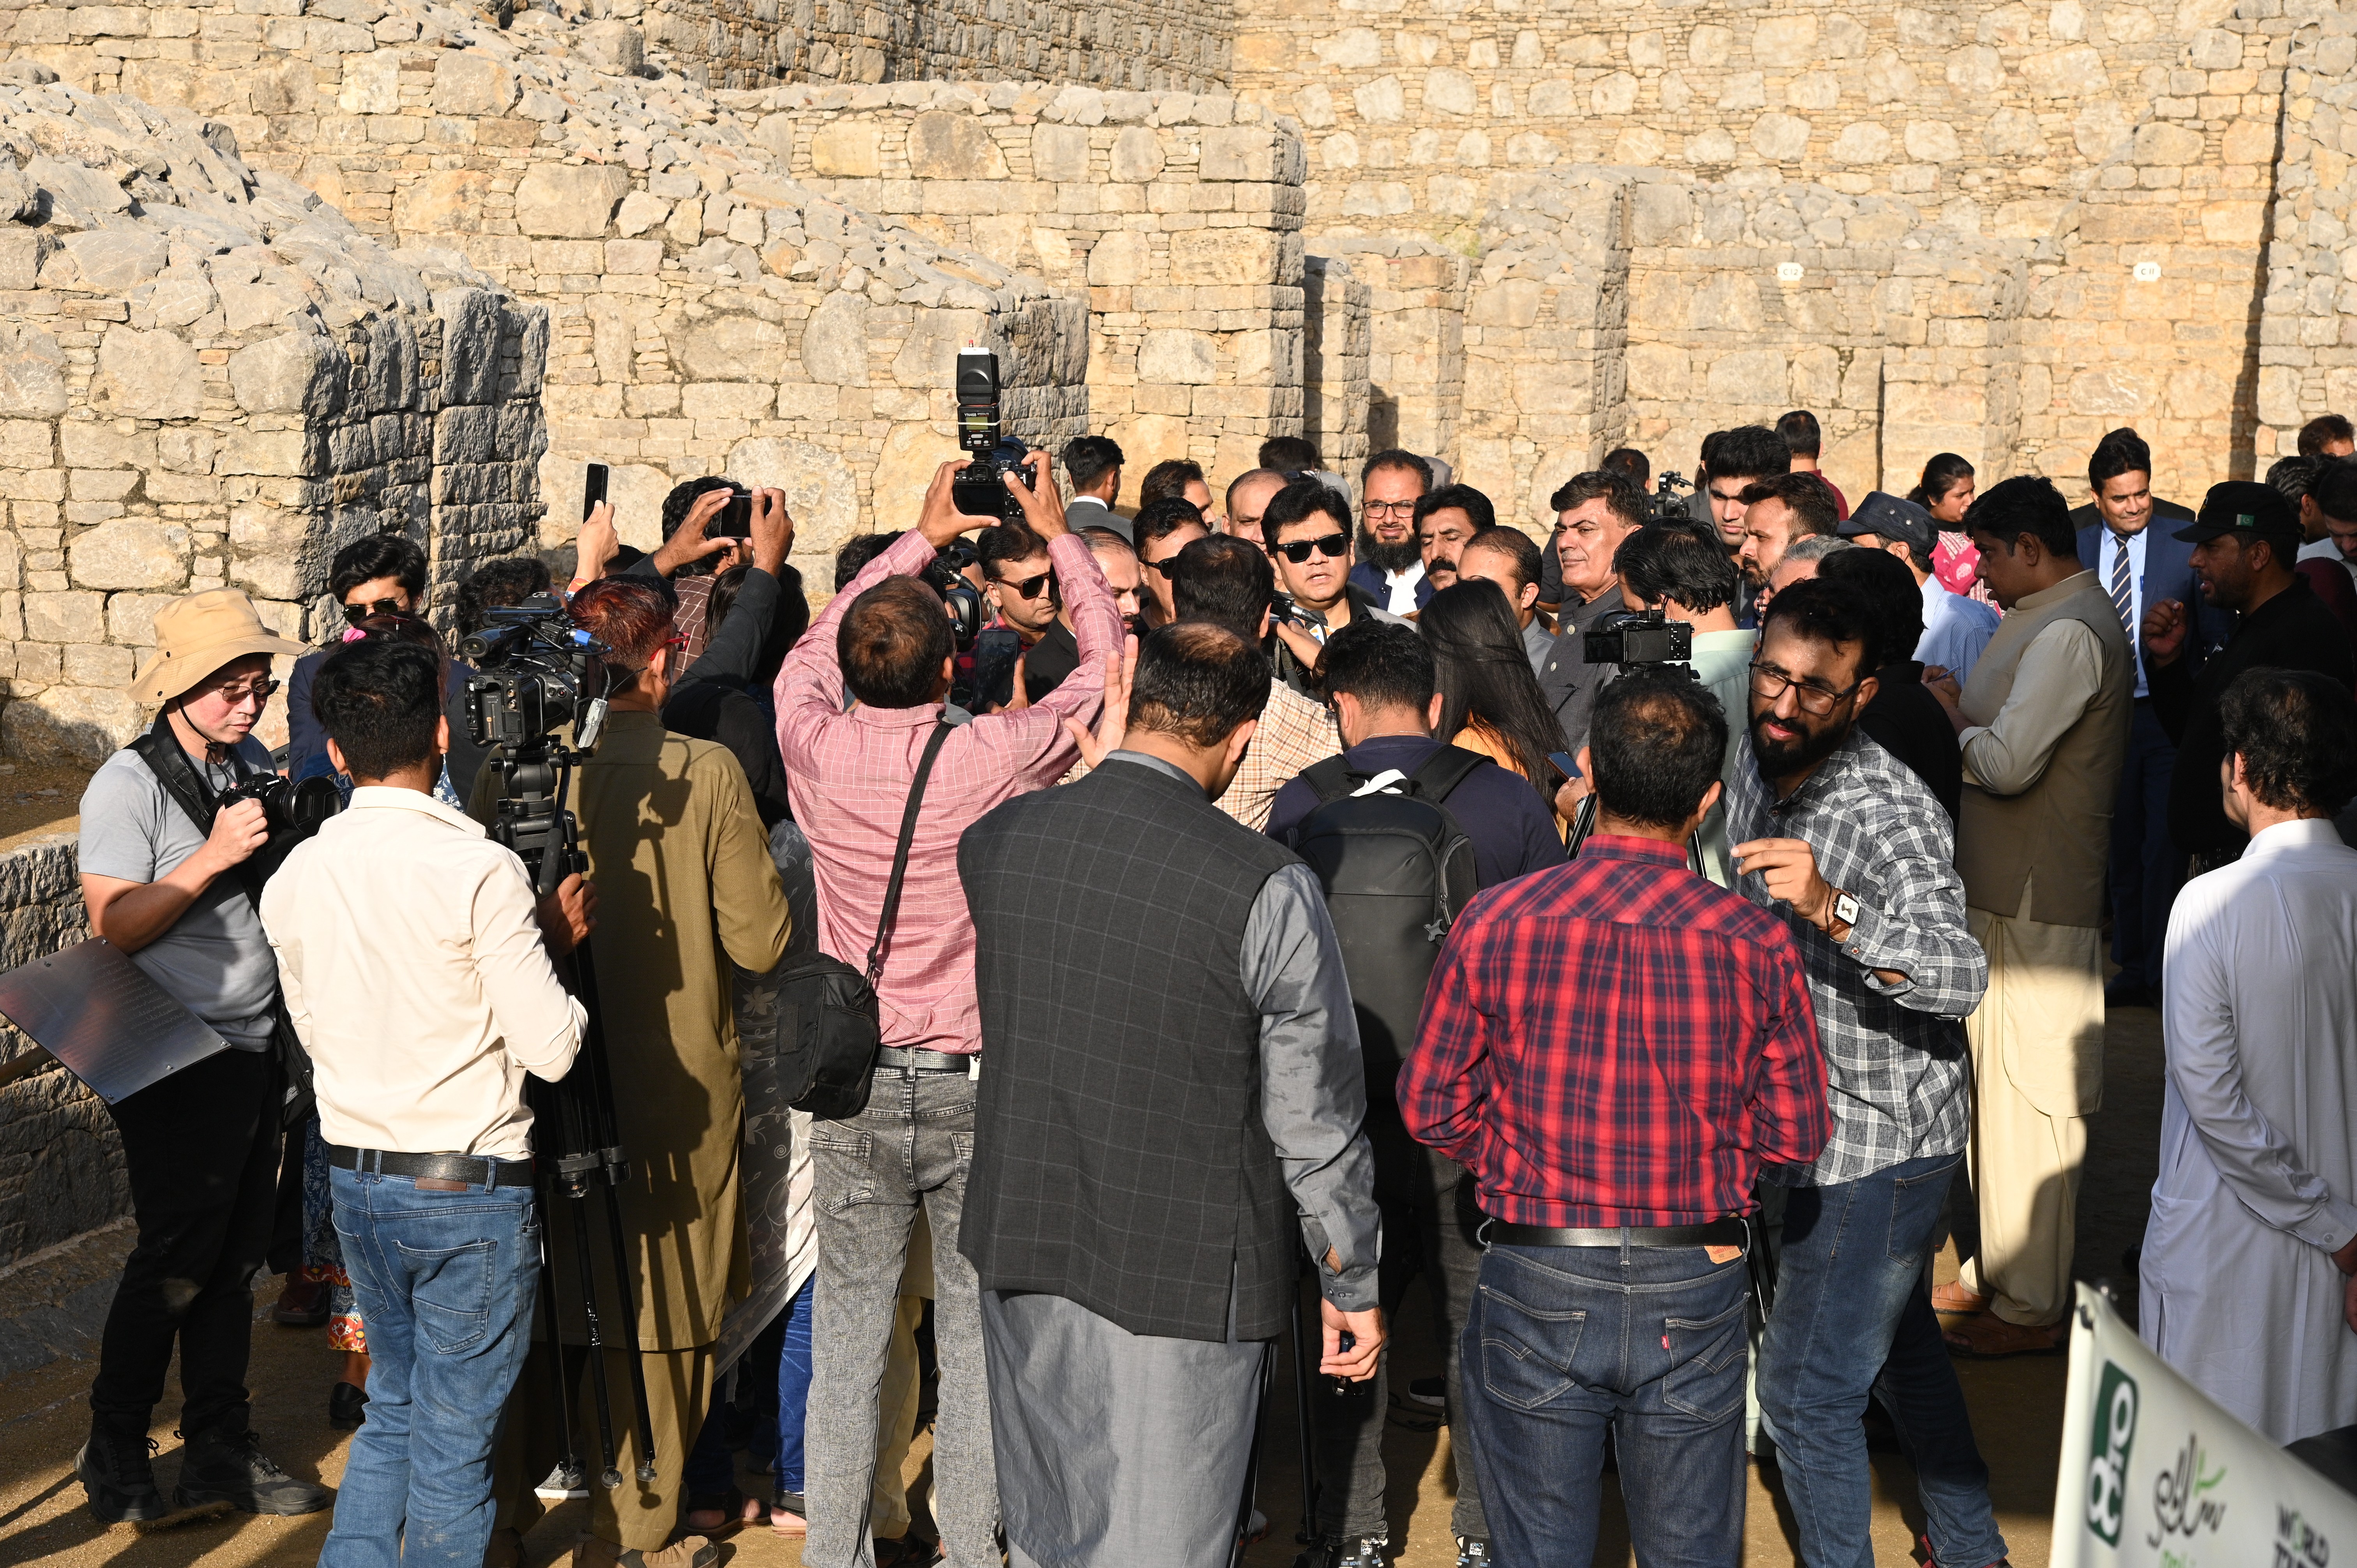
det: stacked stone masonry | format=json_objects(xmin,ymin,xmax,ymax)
[{"xmin": 0, "ymin": 835, "xmax": 116, "ymax": 1270}]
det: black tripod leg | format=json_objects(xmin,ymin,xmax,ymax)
[
  {"xmin": 537, "ymin": 1192, "xmax": 585, "ymax": 1492},
  {"xmin": 1290, "ymin": 1270, "xmax": 1321, "ymax": 1545},
  {"xmin": 600, "ymin": 1180, "xmax": 659, "ymax": 1483},
  {"xmin": 569, "ymin": 1192, "xmax": 624, "ymax": 1489}
]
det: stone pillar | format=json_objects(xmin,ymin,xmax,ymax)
[{"xmin": 1302, "ymin": 255, "xmax": 1369, "ymax": 472}]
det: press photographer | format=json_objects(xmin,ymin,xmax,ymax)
[
  {"xmin": 72, "ymin": 589, "xmax": 329, "ymax": 1524},
  {"xmin": 478, "ymin": 579, "xmax": 794, "ymax": 1568},
  {"xmin": 259, "ymin": 637, "xmax": 591, "ymax": 1567},
  {"xmin": 775, "ymin": 449, "xmax": 1122, "ymax": 1568}
]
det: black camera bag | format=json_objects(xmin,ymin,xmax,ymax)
[
  {"xmin": 774, "ymin": 720, "xmax": 951, "ymax": 1121},
  {"xmin": 128, "ymin": 713, "xmax": 321, "ymax": 1128}
]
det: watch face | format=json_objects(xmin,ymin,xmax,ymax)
[{"xmin": 1834, "ymin": 892, "xmax": 1861, "ymax": 924}]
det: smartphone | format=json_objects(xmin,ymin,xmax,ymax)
[
  {"xmin": 1547, "ymin": 750, "xmax": 1580, "ymax": 782},
  {"xmin": 581, "ymin": 461, "xmax": 608, "ymax": 521},
  {"xmin": 971, "ymin": 626, "xmax": 1023, "ymax": 712},
  {"xmin": 715, "ymin": 485, "xmax": 753, "ymax": 540}
]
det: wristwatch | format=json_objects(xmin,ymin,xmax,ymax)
[{"xmin": 1830, "ymin": 889, "xmax": 1862, "ymax": 929}]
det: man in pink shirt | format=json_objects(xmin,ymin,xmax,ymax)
[{"xmin": 777, "ymin": 453, "xmax": 1124, "ymax": 1568}]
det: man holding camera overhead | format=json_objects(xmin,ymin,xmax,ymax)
[
  {"xmin": 777, "ymin": 449, "xmax": 1124, "ymax": 1568},
  {"xmin": 72, "ymin": 589, "xmax": 330, "ymax": 1525}
]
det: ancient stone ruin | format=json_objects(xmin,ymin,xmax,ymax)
[{"xmin": 2, "ymin": 0, "xmax": 2356, "ymax": 1263}]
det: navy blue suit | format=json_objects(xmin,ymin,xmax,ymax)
[
  {"xmin": 2074, "ymin": 508, "xmax": 2217, "ymax": 994},
  {"xmin": 1348, "ymin": 559, "xmax": 1435, "ymax": 612}
]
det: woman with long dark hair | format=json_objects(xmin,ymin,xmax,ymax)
[
  {"xmin": 1910, "ymin": 453, "xmax": 1993, "ymax": 606},
  {"xmin": 1419, "ymin": 579, "xmax": 1567, "ymax": 818}
]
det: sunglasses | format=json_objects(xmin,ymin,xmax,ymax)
[
  {"xmin": 993, "ymin": 570, "xmax": 1053, "ymax": 601},
  {"xmin": 342, "ymin": 597, "xmax": 408, "ymax": 623},
  {"xmin": 1274, "ymin": 532, "xmax": 1350, "ymax": 565},
  {"xmin": 203, "ymin": 677, "xmax": 282, "ymax": 706},
  {"xmin": 1141, "ymin": 556, "xmax": 1183, "ymax": 579}
]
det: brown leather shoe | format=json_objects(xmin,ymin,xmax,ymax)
[
  {"xmin": 1929, "ymin": 1281, "xmax": 1989, "ymax": 1315},
  {"xmin": 572, "ymin": 1534, "xmax": 719, "ymax": 1568},
  {"xmin": 1942, "ymin": 1314, "xmax": 2066, "ymax": 1358}
]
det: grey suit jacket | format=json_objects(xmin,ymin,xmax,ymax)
[
  {"xmin": 1066, "ymin": 495, "xmax": 1129, "ymax": 543},
  {"xmin": 1535, "ymin": 583, "xmax": 1627, "ymax": 754}
]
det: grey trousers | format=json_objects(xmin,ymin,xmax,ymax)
[{"xmin": 802, "ymin": 1066, "xmax": 997, "ymax": 1568}]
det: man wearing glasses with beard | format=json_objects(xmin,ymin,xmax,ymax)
[
  {"xmin": 1348, "ymin": 449, "xmax": 1435, "ymax": 614},
  {"xmin": 1726, "ymin": 578, "xmax": 2008, "ymax": 1568}
]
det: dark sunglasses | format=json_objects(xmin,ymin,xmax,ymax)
[
  {"xmin": 342, "ymin": 596, "xmax": 408, "ymax": 623},
  {"xmin": 1274, "ymin": 532, "xmax": 1349, "ymax": 565},
  {"xmin": 1141, "ymin": 556, "xmax": 1182, "ymax": 578},
  {"xmin": 993, "ymin": 570, "xmax": 1053, "ymax": 601}
]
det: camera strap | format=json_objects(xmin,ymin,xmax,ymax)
[
  {"xmin": 129, "ymin": 713, "xmax": 257, "ymax": 891},
  {"xmin": 864, "ymin": 720, "xmax": 952, "ymax": 986}
]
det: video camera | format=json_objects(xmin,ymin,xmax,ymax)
[
  {"xmin": 1648, "ymin": 470, "xmax": 1694, "ymax": 524},
  {"xmin": 950, "ymin": 346, "xmax": 1037, "ymax": 523},
  {"xmin": 920, "ymin": 540, "xmax": 988, "ymax": 654},
  {"xmin": 1584, "ymin": 607, "xmax": 1694, "ymax": 668},
  {"xmin": 460, "ymin": 595, "xmax": 615, "ymax": 755}
]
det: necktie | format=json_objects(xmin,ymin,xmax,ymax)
[{"xmin": 2108, "ymin": 532, "xmax": 2134, "ymax": 638}]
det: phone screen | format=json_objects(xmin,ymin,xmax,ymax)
[
  {"xmin": 715, "ymin": 489, "xmax": 753, "ymax": 539},
  {"xmin": 971, "ymin": 627, "xmax": 1022, "ymax": 712},
  {"xmin": 582, "ymin": 462, "xmax": 609, "ymax": 521},
  {"xmin": 1547, "ymin": 750, "xmax": 1581, "ymax": 782}
]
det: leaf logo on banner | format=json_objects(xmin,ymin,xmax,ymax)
[{"xmin": 2088, "ymin": 1360, "xmax": 2140, "ymax": 1547}]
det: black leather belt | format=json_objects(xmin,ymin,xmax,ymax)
[
  {"xmin": 327, "ymin": 1144, "xmax": 536, "ymax": 1188},
  {"xmin": 1485, "ymin": 1217, "xmax": 1750, "ymax": 1250},
  {"xmin": 877, "ymin": 1046, "xmax": 973, "ymax": 1074}
]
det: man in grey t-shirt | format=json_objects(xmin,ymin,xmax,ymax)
[{"xmin": 71, "ymin": 589, "xmax": 329, "ymax": 1526}]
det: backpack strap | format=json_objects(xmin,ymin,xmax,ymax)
[
  {"xmin": 863, "ymin": 720, "xmax": 953, "ymax": 985},
  {"xmin": 1404, "ymin": 743, "xmax": 1488, "ymax": 805},
  {"xmin": 1300, "ymin": 755, "xmax": 1359, "ymax": 805}
]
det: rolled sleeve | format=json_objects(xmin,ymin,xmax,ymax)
[
  {"xmin": 1242, "ymin": 864, "xmax": 1381, "ymax": 1310},
  {"xmin": 1841, "ymin": 848, "xmax": 1988, "ymax": 1019}
]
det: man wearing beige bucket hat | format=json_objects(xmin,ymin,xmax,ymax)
[{"xmin": 70, "ymin": 588, "xmax": 332, "ymax": 1524}]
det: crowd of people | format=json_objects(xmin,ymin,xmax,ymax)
[{"xmin": 63, "ymin": 401, "xmax": 2357, "ymax": 1568}]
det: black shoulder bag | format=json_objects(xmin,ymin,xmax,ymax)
[
  {"xmin": 128, "ymin": 715, "xmax": 317, "ymax": 1128},
  {"xmin": 774, "ymin": 721, "xmax": 952, "ymax": 1122}
]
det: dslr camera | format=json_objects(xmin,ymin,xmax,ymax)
[
  {"xmin": 950, "ymin": 345, "xmax": 1037, "ymax": 522},
  {"xmin": 920, "ymin": 540, "xmax": 987, "ymax": 654},
  {"xmin": 461, "ymin": 595, "xmax": 615, "ymax": 753},
  {"xmin": 1584, "ymin": 607, "xmax": 1694, "ymax": 668},
  {"xmin": 222, "ymin": 771, "xmax": 343, "ymax": 879},
  {"xmin": 1647, "ymin": 470, "xmax": 1694, "ymax": 524}
]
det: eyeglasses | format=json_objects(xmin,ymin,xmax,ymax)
[
  {"xmin": 1363, "ymin": 499, "xmax": 1417, "ymax": 519},
  {"xmin": 1141, "ymin": 555, "xmax": 1183, "ymax": 579},
  {"xmin": 1274, "ymin": 532, "xmax": 1350, "ymax": 565},
  {"xmin": 202, "ymin": 677, "xmax": 281, "ymax": 707},
  {"xmin": 993, "ymin": 570, "xmax": 1053, "ymax": 600},
  {"xmin": 1749, "ymin": 661, "xmax": 1865, "ymax": 717},
  {"xmin": 342, "ymin": 597, "xmax": 408, "ymax": 623}
]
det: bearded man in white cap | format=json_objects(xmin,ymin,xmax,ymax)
[{"xmin": 71, "ymin": 587, "xmax": 332, "ymax": 1525}]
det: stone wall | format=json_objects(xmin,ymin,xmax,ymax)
[
  {"xmin": 753, "ymin": 82, "xmax": 1302, "ymax": 501},
  {"xmin": 2255, "ymin": 9, "xmax": 2357, "ymax": 452},
  {"xmin": 1300, "ymin": 254, "xmax": 1368, "ymax": 473},
  {"xmin": 0, "ymin": 835, "xmax": 120, "ymax": 1270},
  {"xmin": 0, "ymin": 75, "xmax": 546, "ymax": 763}
]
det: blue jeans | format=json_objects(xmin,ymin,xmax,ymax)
[
  {"xmin": 776, "ymin": 1275, "xmax": 815, "ymax": 1492},
  {"xmin": 322, "ymin": 1166, "xmax": 539, "ymax": 1568},
  {"xmin": 1463, "ymin": 1238, "xmax": 1751, "ymax": 1567},
  {"xmin": 1756, "ymin": 1155, "xmax": 2006, "ymax": 1568}
]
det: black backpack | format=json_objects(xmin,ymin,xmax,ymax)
[{"xmin": 1290, "ymin": 746, "xmax": 1486, "ymax": 1079}]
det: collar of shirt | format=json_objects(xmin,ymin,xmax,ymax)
[
  {"xmin": 1103, "ymin": 749, "xmax": 1199, "ymax": 789},
  {"xmin": 848, "ymin": 698, "xmax": 949, "ymax": 730},
  {"xmin": 1573, "ymin": 833, "xmax": 1689, "ymax": 870},
  {"xmin": 347, "ymin": 783, "xmax": 488, "ymax": 837},
  {"xmin": 2248, "ymin": 817, "xmax": 2346, "ymax": 857}
]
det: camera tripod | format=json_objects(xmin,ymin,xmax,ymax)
[{"xmin": 484, "ymin": 739, "xmax": 657, "ymax": 1492}]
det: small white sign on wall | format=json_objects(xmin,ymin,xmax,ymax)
[
  {"xmin": 2133, "ymin": 261, "xmax": 2162, "ymax": 283},
  {"xmin": 1776, "ymin": 262, "xmax": 1805, "ymax": 282}
]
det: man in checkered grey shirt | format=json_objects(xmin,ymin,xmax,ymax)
[{"xmin": 1726, "ymin": 577, "xmax": 2009, "ymax": 1568}]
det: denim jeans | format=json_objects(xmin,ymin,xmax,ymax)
[
  {"xmin": 322, "ymin": 1166, "xmax": 539, "ymax": 1568},
  {"xmin": 1321, "ymin": 1096, "xmax": 1487, "ymax": 1541},
  {"xmin": 1756, "ymin": 1154, "xmax": 2007, "ymax": 1568},
  {"xmin": 802, "ymin": 1067, "xmax": 995, "ymax": 1568},
  {"xmin": 1462, "ymin": 1239, "xmax": 1751, "ymax": 1568},
  {"xmin": 776, "ymin": 1275, "xmax": 816, "ymax": 1492}
]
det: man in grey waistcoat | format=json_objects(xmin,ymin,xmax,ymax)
[{"xmin": 957, "ymin": 621, "xmax": 1385, "ymax": 1568}]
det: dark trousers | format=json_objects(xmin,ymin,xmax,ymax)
[
  {"xmin": 90, "ymin": 1046, "xmax": 282, "ymax": 1437},
  {"xmin": 1319, "ymin": 1096, "xmax": 1487, "ymax": 1541},
  {"xmin": 1463, "ymin": 1241, "xmax": 1751, "ymax": 1568},
  {"xmin": 2108, "ymin": 698, "xmax": 2183, "ymax": 990}
]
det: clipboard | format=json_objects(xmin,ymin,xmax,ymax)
[{"xmin": 0, "ymin": 938, "xmax": 231, "ymax": 1104}]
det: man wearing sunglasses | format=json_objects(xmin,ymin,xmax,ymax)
[
  {"xmin": 1726, "ymin": 578, "xmax": 2008, "ymax": 1568},
  {"xmin": 1262, "ymin": 479, "xmax": 1406, "ymax": 696},
  {"xmin": 73, "ymin": 590, "xmax": 331, "ymax": 1525},
  {"xmin": 1134, "ymin": 495, "xmax": 1211, "ymax": 631},
  {"xmin": 977, "ymin": 524, "xmax": 1067, "ymax": 701}
]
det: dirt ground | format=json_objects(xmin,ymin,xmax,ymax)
[
  {"xmin": 0, "ymin": 1005, "xmax": 2168, "ymax": 1568},
  {"xmin": 0, "ymin": 761, "xmax": 89, "ymax": 855}
]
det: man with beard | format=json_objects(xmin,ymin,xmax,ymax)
[
  {"xmin": 1738, "ymin": 472, "xmax": 1843, "ymax": 617},
  {"xmin": 1413, "ymin": 484, "xmax": 1494, "ymax": 596},
  {"xmin": 1729, "ymin": 579, "xmax": 2008, "ymax": 1568},
  {"xmin": 1535, "ymin": 470, "xmax": 1645, "ymax": 754},
  {"xmin": 1349, "ymin": 449, "xmax": 1435, "ymax": 614}
]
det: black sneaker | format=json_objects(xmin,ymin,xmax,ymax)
[
  {"xmin": 1294, "ymin": 1532, "xmax": 1388, "ymax": 1568},
  {"xmin": 76, "ymin": 1424, "xmax": 168, "ymax": 1524},
  {"xmin": 173, "ymin": 1425, "xmax": 332, "ymax": 1516},
  {"xmin": 328, "ymin": 1381, "xmax": 368, "ymax": 1431},
  {"xmin": 1405, "ymin": 1375, "xmax": 1447, "ymax": 1410}
]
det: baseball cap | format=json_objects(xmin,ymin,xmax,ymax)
[
  {"xmin": 1839, "ymin": 491, "xmax": 1937, "ymax": 555},
  {"xmin": 2172, "ymin": 480, "xmax": 2302, "ymax": 546}
]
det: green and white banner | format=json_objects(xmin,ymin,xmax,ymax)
[{"xmin": 2053, "ymin": 1282, "xmax": 2357, "ymax": 1568}]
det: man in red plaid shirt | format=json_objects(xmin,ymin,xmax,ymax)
[{"xmin": 1401, "ymin": 669, "xmax": 1830, "ymax": 1567}]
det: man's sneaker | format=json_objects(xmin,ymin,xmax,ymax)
[
  {"xmin": 1455, "ymin": 1538, "xmax": 1492, "ymax": 1568},
  {"xmin": 1294, "ymin": 1531, "xmax": 1388, "ymax": 1568},
  {"xmin": 75, "ymin": 1425, "xmax": 168, "ymax": 1524},
  {"xmin": 1406, "ymin": 1375, "xmax": 1447, "ymax": 1410},
  {"xmin": 536, "ymin": 1462, "xmax": 591, "ymax": 1501},
  {"xmin": 172, "ymin": 1425, "xmax": 332, "ymax": 1515}
]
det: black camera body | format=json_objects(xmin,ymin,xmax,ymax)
[
  {"xmin": 949, "ymin": 346, "xmax": 1036, "ymax": 521},
  {"xmin": 1648, "ymin": 470, "xmax": 1694, "ymax": 524},
  {"xmin": 221, "ymin": 771, "xmax": 343, "ymax": 880},
  {"xmin": 461, "ymin": 595, "xmax": 614, "ymax": 753},
  {"xmin": 919, "ymin": 542, "xmax": 988, "ymax": 656},
  {"xmin": 1585, "ymin": 607, "xmax": 1694, "ymax": 667}
]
